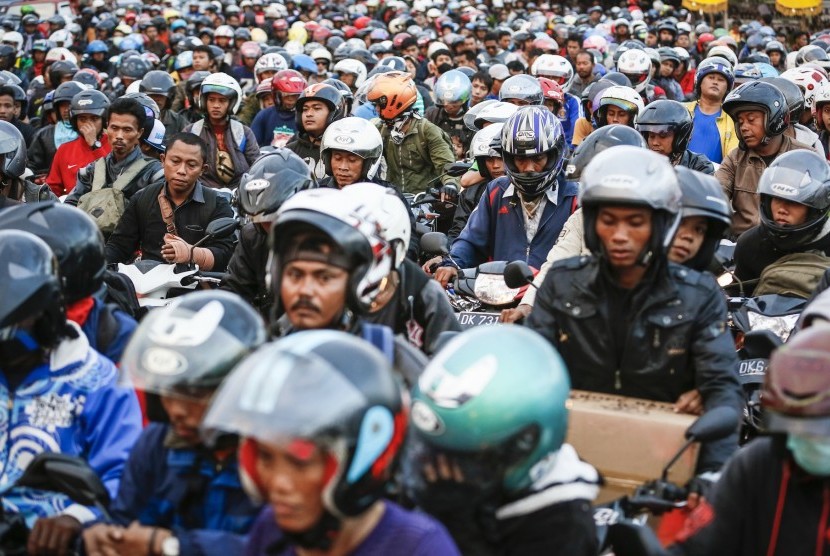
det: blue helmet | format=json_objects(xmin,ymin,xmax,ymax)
[
  {"xmin": 174, "ymin": 50, "xmax": 193, "ymax": 71},
  {"xmin": 292, "ymin": 53, "xmax": 317, "ymax": 73},
  {"xmin": 118, "ymin": 35, "xmax": 144, "ymax": 53},
  {"xmin": 501, "ymin": 106, "xmax": 566, "ymax": 199},
  {"xmin": 85, "ymin": 40, "xmax": 108, "ymax": 54},
  {"xmin": 754, "ymin": 62, "xmax": 779, "ymax": 78},
  {"xmin": 694, "ymin": 57, "xmax": 735, "ymax": 100},
  {"xmin": 733, "ymin": 62, "xmax": 762, "ymax": 85}
]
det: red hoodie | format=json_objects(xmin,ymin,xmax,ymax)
[{"xmin": 45, "ymin": 134, "xmax": 111, "ymax": 197}]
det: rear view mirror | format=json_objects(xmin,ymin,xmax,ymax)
[
  {"xmin": 504, "ymin": 260, "xmax": 534, "ymax": 289},
  {"xmin": 205, "ymin": 217, "xmax": 239, "ymax": 239},
  {"xmin": 420, "ymin": 232, "xmax": 450, "ymax": 256},
  {"xmin": 685, "ymin": 406, "xmax": 740, "ymax": 443},
  {"xmin": 16, "ymin": 453, "xmax": 111, "ymax": 519}
]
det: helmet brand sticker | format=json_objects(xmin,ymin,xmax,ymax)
[
  {"xmin": 77, "ymin": 99, "xmax": 93, "ymax": 106},
  {"xmin": 599, "ymin": 174, "xmax": 638, "ymax": 188},
  {"xmin": 245, "ymin": 178, "xmax": 270, "ymax": 191},
  {"xmin": 411, "ymin": 401, "xmax": 445, "ymax": 434},
  {"xmin": 142, "ymin": 347, "xmax": 188, "ymax": 376},
  {"xmin": 516, "ymin": 129, "xmax": 536, "ymax": 141},
  {"xmin": 770, "ymin": 182, "xmax": 797, "ymax": 196},
  {"xmin": 419, "ymin": 354, "xmax": 498, "ymax": 409},
  {"xmin": 334, "ymin": 134, "xmax": 354, "ymax": 144}
]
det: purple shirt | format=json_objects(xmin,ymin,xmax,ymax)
[{"xmin": 244, "ymin": 501, "xmax": 460, "ymax": 556}]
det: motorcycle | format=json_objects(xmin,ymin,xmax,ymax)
[
  {"xmin": 420, "ymin": 233, "xmax": 534, "ymax": 327},
  {"xmin": 117, "ymin": 217, "xmax": 238, "ymax": 309}
]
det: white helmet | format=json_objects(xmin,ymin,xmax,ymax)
[
  {"xmin": 530, "ymin": 54, "xmax": 574, "ymax": 92},
  {"xmin": 200, "ymin": 72, "xmax": 244, "ymax": 114},
  {"xmin": 473, "ymin": 101, "xmax": 518, "ymax": 129},
  {"xmin": 706, "ymin": 45, "xmax": 738, "ymax": 69},
  {"xmin": 812, "ymin": 79, "xmax": 830, "ymax": 131},
  {"xmin": 616, "ymin": 48, "xmax": 651, "ymax": 92},
  {"xmin": 2, "ymin": 31, "xmax": 22, "ymax": 52},
  {"xmin": 215, "ymin": 25, "xmax": 235, "ymax": 40},
  {"xmin": 284, "ymin": 40, "xmax": 304, "ymax": 56},
  {"xmin": 781, "ymin": 67, "xmax": 829, "ymax": 109},
  {"xmin": 45, "ymin": 47, "xmax": 77, "ymax": 64},
  {"xmin": 311, "ymin": 47, "xmax": 333, "ymax": 63},
  {"xmin": 470, "ymin": 122, "xmax": 504, "ymax": 158},
  {"xmin": 145, "ymin": 119, "xmax": 167, "ymax": 152},
  {"xmin": 320, "ymin": 117, "xmax": 383, "ymax": 181},
  {"xmin": 334, "ymin": 58, "xmax": 367, "ymax": 89},
  {"xmin": 49, "ymin": 30, "xmax": 73, "ymax": 48},
  {"xmin": 597, "ymin": 85, "xmax": 644, "ymax": 126},
  {"xmin": 254, "ymin": 53, "xmax": 288, "ymax": 82},
  {"xmin": 125, "ymin": 79, "xmax": 142, "ymax": 94},
  {"xmin": 341, "ymin": 183, "xmax": 411, "ymax": 269}
]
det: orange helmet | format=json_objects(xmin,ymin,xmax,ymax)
[{"xmin": 366, "ymin": 73, "xmax": 417, "ymax": 121}]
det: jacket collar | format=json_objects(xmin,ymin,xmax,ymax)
[
  {"xmin": 503, "ymin": 182, "xmax": 559, "ymax": 205},
  {"xmin": 108, "ymin": 145, "xmax": 141, "ymax": 169},
  {"xmin": 164, "ymin": 180, "xmax": 206, "ymax": 204}
]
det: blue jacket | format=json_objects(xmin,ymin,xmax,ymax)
[
  {"xmin": 250, "ymin": 106, "xmax": 298, "ymax": 147},
  {"xmin": 561, "ymin": 93, "xmax": 583, "ymax": 147},
  {"xmin": 109, "ymin": 423, "xmax": 261, "ymax": 556},
  {"xmin": 0, "ymin": 323, "xmax": 142, "ymax": 526},
  {"xmin": 80, "ymin": 297, "xmax": 137, "ymax": 364},
  {"xmin": 446, "ymin": 175, "xmax": 578, "ymax": 270}
]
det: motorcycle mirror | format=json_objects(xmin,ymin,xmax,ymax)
[
  {"xmin": 685, "ymin": 406, "xmax": 740, "ymax": 443},
  {"xmin": 420, "ymin": 232, "xmax": 450, "ymax": 256},
  {"xmin": 741, "ymin": 329, "xmax": 783, "ymax": 360},
  {"xmin": 205, "ymin": 217, "xmax": 240, "ymax": 239},
  {"xmin": 15, "ymin": 453, "xmax": 112, "ymax": 519},
  {"xmin": 444, "ymin": 161, "xmax": 472, "ymax": 177},
  {"xmin": 606, "ymin": 521, "xmax": 668, "ymax": 556},
  {"xmin": 504, "ymin": 260, "xmax": 535, "ymax": 289}
]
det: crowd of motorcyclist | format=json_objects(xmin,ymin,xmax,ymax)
[{"xmin": 3, "ymin": 0, "xmax": 830, "ymax": 554}]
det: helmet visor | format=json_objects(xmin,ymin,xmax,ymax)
[
  {"xmin": 201, "ymin": 84, "xmax": 236, "ymax": 98},
  {"xmin": 764, "ymin": 411, "xmax": 830, "ymax": 436},
  {"xmin": 636, "ymin": 124, "xmax": 675, "ymax": 137}
]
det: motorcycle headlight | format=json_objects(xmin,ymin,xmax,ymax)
[
  {"xmin": 474, "ymin": 273, "xmax": 521, "ymax": 307},
  {"xmin": 746, "ymin": 312, "xmax": 799, "ymax": 342}
]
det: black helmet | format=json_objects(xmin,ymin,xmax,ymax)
[
  {"xmin": 238, "ymin": 149, "xmax": 313, "ymax": 223},
  {"xmin": 566, "ymin": 124, "xmax": 647, "ymax": 181},
  {"xmin": 657, "ymin": 46, "xmax": 680, "ymax": 66},
  {"xmin": 0, "ymin": 120, "xmax": 26, "ymax": 178},
  {"xmin": 48, "ymin": 60, "xmax": 78, "ymax": 86},
  {"xmin": 636, "ymin": 99, "xmax": 694, "ymax": 163},
  {"xmin": 0, "ymin": 45, "xmax": 15, "ymax": 70},
  {"xmin": 70, "ymin": 90, "xmax": 110, "ymax": 133},
  {"xmin": 202, "ymin": 330, "xmax": 405, "ymax": 546},
  {"xmin": 723, "ymin": 81, "xmax": 789, "ymax": 147},
  {"xmin": 119, "ymin": 56, "xmax": 152, "ymax": 80},
  {"xmin": 759, "ymin": 76, "xmax": 805, "ymax": 123},
  {"xmin": 53, "ymin": 81, "xmax": 87, "ymax": 106},
  {"xmin": 294, "ymin": 83, "xmax": 345, "ymax": 135},
  {"xmin": 0, "ymin": 230, "xmax": 67, "ymax": 351},
  {"xmin": 140, "ymin": 70, "xmax": 177, "ymax": 100},
  {"xmin": 122, "ymin": 92, "xmax": 159, "ymax": 140},
  {"xmin": 185, "ymin": 70, "xmax": 211, "ymax": 106},
  {"xmin": 322, "ymin": 77, "xmax": 354, "ymax": 113},
  {"xmin": 122, "ymin": 290, "xmax": 266, "ymax": 400},
  {"xmin": 0, "ymin": 203, "xmax": 105, "ymax": 304},
  {"xmin": 674, "ymin": 167, "xmax": 732, "ymax": 271},
  {"xmin": 4, "ymin": 83, "xmax": 26, "ymax": 116},
  {"xmin": 758, "ymin": 150, "xmax": 830, "ymax": 250},
  {"xmin": 601, "ymin": 71, "xmax": 633, "ymax": 87}
]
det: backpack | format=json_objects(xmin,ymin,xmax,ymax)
[
  {"xmin": 77, "ymin": 157, "xmax": 151, "ymax": 235},
  {"xmin": 754, "ymin": 251, "xmax": 830, "ymax": 299},
  {"xmin": 190, "ymin": 118, "xmax": 248, "ymax": 152}
]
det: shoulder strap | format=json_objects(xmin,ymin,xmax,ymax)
[
  {"xmin": 90, "ymin": 158, "xmax": 107, "ymax": 191},
  {"xmin": 191, "ymin": 119, "xmax": 204, "ymax": 137},
  {"xmin": 112, "ymin": 158, "xmax": 152, "ymax": 191},
  {"xmin": 361, "ymin": 323, "xmax": 395, "ymax": 363},
  {"xmin": 230, "ymin": 119, "xmax": 246, "ymax": 151},
  {"xmin": 157, "ymin": 189, "xmax": 177, "ymax": 235}
]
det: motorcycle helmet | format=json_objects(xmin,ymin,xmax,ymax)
[
  {"xmin": 758, "ymin": 150, "xmax": 830, "ymax": 251},
  {"xmin": 723, "ymin": 81, "xmax": 790, "ymax": 148},
  {"xmin": 674, "ymin": 167, "xmax": 732, "ymax": 271},
  {"xmin": 333, "ymin": 58, "xmax": 368, "ymax": 89},
  {"xmin": 0, "ymin": 203, "xmax": 105, "ymax": 304},
  {"xmin": 271, "ymin": 69, "xmax": 308, "ymax": 108},
  {"xmin": 320, "ymin": 117, "xmax": 384, "ymax": 181},
  {"xmin": 238, "ymin": 149, "xmax": 314, "ymax": 223},
  {"xmin": 636, "ymin": 99, "xmax": 693, "ymax": 164},
  {"xmin": 200, "ymin": 72, "xmax": 243, "ymax": 115},
  {"xmin": 185, "ymin": 70, "xmax": 210, "ymax": 107},
  {"xmin": 69, "ymin": 89, "xmax": 110, "ymax": 133},
  {"xmin": 48, "ymin": 59, "xmax": 79, "ymax": 86},
  {"xmin": 580, "ymin": 146, "xmax": 681, "ymax": 264},
  {"xmin": 616, "ymin": 48, "xmax": 651, "ymax": 92},
  {"xmin": 694, "ymin": 57, "xmax": 734, "ymax": 100},
  {"xmin": 760, "ymin": 76, "xmax": 805, "ymax": 124},
  {"xmin": 122, "ymin": 290, "xmax": 266, "ymax": 401},
  {"xmin": 119, "ymin": 56, "xmax": 152, "ymax": 80},
  {"xmin": 255, "ymin": 52, "xmax": 288, "ymax": 82},
  {"xmin": 566, "ymin": 124, "xmax": 647, "ymax": 181},
  {"xmin": 341, "ymin": 182, "xmax": 411, "ymax": 269},
  {"xmin": 433, "ymin": 69, "xmax": 472, "ymax": 108},
  {"xmin": 406, "ymin": 326, "xmax": 573, "ymax": 503},
  {"xmin": 530, "ymin": 54, "xmax": 574, "ymax": 92},
  {"xmin": 322, "ymin": 78, "xmax": 355, "ymax": 114},
  {"xmin": 470, "ymin": 122, "xmax": 504, "ymax": 180},
  {"xmin": 780, "ymin": 66, "xmax": 828, "ymax": 111},
  {"xmin": 294, "ymin": 83, "xmax": 346, "ymax": 135},
  {"xmin": 596, "ymin": 85, "xmax": 644, "ymax": 127},
  {"xmin": 498, "ymin": 74, "xmax": 544, "ymax": 105},
  {"xmin": 501, "ymin": 106, "xmax": 566, "ymax": 199},
  {"xmin": 707, "ymin": 45, "xmax": 739, "ymax": 69},
  {"xmin": 812, "ymin": 80, "xmax": 830, "ymax": 132},
  {"xmin": 202, "ymin": 330, "xmax": 405, "ymax": 547},
  {"xmin": 140, "ymin": 70, "xmax": 177, "ymax": 103},
  {"xmin": 366, "ymin": 72, "xmax": 417, "ymax": 120},
  {"xmin": 53, "ymin": 81, "xmax": 87, "ymax": 108},
  {"xmin": 174, "ymin": 50, "xmax": 193, "ymax": 72},
  {"xmin": 733, "ymin": 63, "xmax": 763, "ymax": 86}
]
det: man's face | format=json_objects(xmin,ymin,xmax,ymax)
[
  {"xmin": 659, "ymin": 30, "xmax": 674, "ymax": 44},
  {"xmin": 0, "ymin": 94, "xmax": 15, "ymax": 122},
  {"xmin": 659, "ymin": 60, "xmax": 676, "ymax": 77},
  {"xmin": 735, "ymin": 109, "xmax": 766, "ymax": 149},
  {"xmin": 161, "ymin": 140, "xmax": 206, "ymax": 195},
  {"xmin": 253, "ymin": 439, "xmax": 328, "ymax": 534},
  {"xmin": 463, "ymin": 36, "xmax": 477, "ymax": 52},
  {"xmin": 281, "ymin": 259, "xmax": 348, "ymax": 330},
  {"xmin": 215, "ymin": 36, "xmax": 231, "ymax": 48},
  {"xmin": 513, "ymin": 153, "xmax": 548, "ymax": 173},
  {"xmin": 485, "ymin": 156, "xmax": 504, "ymax": 179},
  {"xmin": 106, "ymin": 112, "xmax": 142, "ymax": 157},
  {"xmin": 499, "ymin": 34, "xmax": 511, "ymax": 50},
  {"xmin": 76, "ymin": 113, "xmax": 103, "ymax": 136},
  {"xmin": 566, "ymin": 40, "xmax": 580, "ymax": 59},
  {"xmin": 301, "ymin": 100, "xmax": 330, "ymax": 136},
  {"xmin": 676, "ymin": 34, "xmax": 690, "ymax": 49},
  {"xmin": 701, "ymin": 73, "xmax": 728, "ymax": 101},
  {"xmin": 821, "ymin": 103, "xmax": 830, "ymax": 130},
  {"xmin": 484, "ymin": 40, "xmax": 499, "ymax": 56},
  {"xmin": 435, "ymin": 54, "xmax": 452, "ymax": 68},
  {"xmin": 443, "ymin": 100, "xmax": 464, "ymax": 117},
  {"xmin": 471, "ymin": 79, "xmax": 489, "ymax": 104},
  {"xmin": 403, "ymin": 45, "xmax": 419, "ymax": 59},
  {"xmin": 604, "ymin": 105, "xmax": 631, "ymax": 125},
  {"xmin": 57, "ymin": 101, "xmax": 72, "ymax": 121},
  {"xmin": 769, "ymin": 51, "xmax": 782, "ymax": 66},
  {"xmin": 160, "ymin": 395, "xmax": 210, "ymax": 445},
  {"xmin": 771, "ymin": 197, "xmax": 810, "ymax": 226},
  {"xmin": 669, "ymin": 215, "xmax": 707, "ymax": 264},
  {"xmin": 330, "ymin": 150, "xmax": 364, "ymax": 186},
  {"xmin": 339, "ymin": 72, "xmax": 356, "ymax": 89},
  {"xmin": 279, "ymin": 93, "xmax": 299, "ymax": 111},
  {"xmin": 148, "ymin": 93, "xmax": 169, "ymax": 111},
  {"xmin": 146, "ymin": 26, "xmax": 158, "ymax": 40},
  {"xmin": 192, "ymin": 51, "xmax": 211, "ymax": 71},
  {"xmin": 505, "ymin": 97, "xmax": 532, "ymax": 107},
  {"xmin": 258, "ymin": 70, "xmax": 275, "ymax": 84},
  {"xmin": 178, "ymin": 66, "xmax": 195, "ymax": 81},
  {"xmin": 595, "ymin": 206, "xmax": 653, "ymax": 269},
  {"xmin": 205, "ymin": 92, "xmax": 230, "ymax": 120},
  {"xmin": 260, "ymin": 94, "xmax": 275, "ymax": 110},
  {"xmin": 646, "ymin": 32, "xmax": 658, "ymax": 47},
  {"xmin": 575, "ymin": 55, "xmax": 593, "ymax": 79},
  {"xmin": 646, "ymin": 130, "xmax": 675, "ymax": 157}
]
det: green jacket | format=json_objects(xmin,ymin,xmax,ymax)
[{"xmin": 376, "ymin": 116, "xmax": 455, "ymax": 194}]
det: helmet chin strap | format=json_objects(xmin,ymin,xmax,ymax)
[{"xmin": 280, "ymin": 510, "xmax": 342, "ymax": 551}]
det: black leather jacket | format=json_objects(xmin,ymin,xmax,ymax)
[
  {"xmin": 678, "ymin": 150, "xmax": 715, "ymax": 175},
  {"xmin": 220, "ymin": 222, "xmax": 271, "ymax": 317},
  {"xmin": 526, "ymin": 256, "xmax": 742, "ymax": 470}
]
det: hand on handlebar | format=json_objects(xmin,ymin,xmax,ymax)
[
  {"xmin": 500, "ymin": 305, "xmax": 531, "ymax": 323},
  {"xmin": 433, "ymin": 266, "xmax": 458, "ymax": 289},
  {"xmin": 421, "ymin": 255, "xmax": 443, "ymax": 275},
  {"xmin": 28, "ymin": 514, "xmax": 82, "ymax": 556},
  {"xmin": 674, "ymin": 389, "xmax": 704, "ymax": 415}
]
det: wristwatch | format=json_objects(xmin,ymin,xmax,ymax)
[
  {"xmin": 92, "ymin": 140, "xmax": 102, "ymax": 150},
  {"xmin": 161, "ymin": 536, "xmax": 180, "ymax": 556}
]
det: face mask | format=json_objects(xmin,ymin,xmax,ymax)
[{"xmin": 788, "ymin": 434, "xmax": 830, "ymax": 476}]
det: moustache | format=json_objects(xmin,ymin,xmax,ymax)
[{"xmin": 290, "ymin": 299, "xmax": 320, "ymax": 313}]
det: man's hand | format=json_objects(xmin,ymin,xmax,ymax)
[
  {"xmin": 82, "ymin": 523, "xmax": 125, "ymax": 556},
  {"xmin": 27, "ymin": 515, "xmax": 82, "ymax": 556},
  {"xmin": 78, "ymin": 120, "xmax": 99, "ymax": 148},
  {"xmin": 675, "ymin": 389, "xmax": 704, "ymax": 415},
  {"xmin": 421, "ymin": 255, "xmax": 443, "ymax": 275},
  {"xmin": 500, "ymin": 304, "xmax": 531, "ymax": 323},
  {"xmin": 161, "ymin": 233, "xmax": 192, "ymax": 264},
  {"xmin": 116, "ymin": 522, "xmax": 173, "ymax": 556},
  {"xmin": 433, "ymin": 266, "xmax": 458, "ymax": 289}
]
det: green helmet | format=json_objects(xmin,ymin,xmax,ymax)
[{"xmin": 409, "ymin": 326, "xmax": 571, "ymax": 495}]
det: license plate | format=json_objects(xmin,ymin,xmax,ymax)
[{"xmin": 456, "ymin": 311, "xmax": 500, "ymax": 328}]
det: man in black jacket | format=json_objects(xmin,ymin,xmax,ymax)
[
  {"xmin": 636, "ymin": 99, "xmax": 715, "ymax": 175},
  {"xmin": 285, "ymin": 83, "xmax": 343, "ymax": 180},
  {"xmin": 105, "ymin": 133, "xmax": 235, "ymax": 271},
  {"xmin": 526, "ymin": 146, "xmax": 742, "ymax": 472}
]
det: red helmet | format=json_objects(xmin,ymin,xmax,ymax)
[
  {"xmin": 393, "ymin": 32, "xmax": 412, "ymax": 50},
  {"xmin": 271, "ymin": 69, "xmax": 308, "ymax": 106},
  {"xmin": 538, "ymin": 76, "xmax": 564, "ymax": 104},
  {"xmin": 343, "ymin": 25, "xmax": 358, "ymax": 39},
  {"xmin": 354, "ymin": 16, "xmax": 371, "ymax": 29},
  {"xmin": 313, "ymin": 26, "xmax": 332, "ymax": 43},
  {"xmin": 697, "ymin": 33, "xmax": 715, "ymax": 53},
  {"xmin": 273, "ymin": 19, "xmax": 288, "ymax": 31}
]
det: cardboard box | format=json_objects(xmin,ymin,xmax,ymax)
[{"xmin": 565, "ymin": 390, "xmax": 699, "ymax": 504}]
